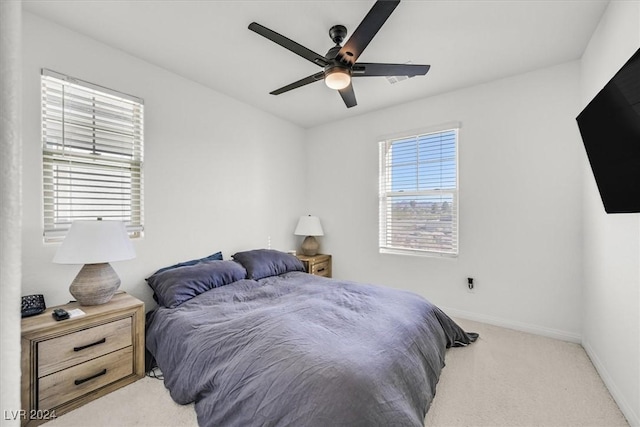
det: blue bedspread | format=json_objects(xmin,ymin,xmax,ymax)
[{"xmin": 146, "ymin": 272, "xmax": 477, "ymax": 426}]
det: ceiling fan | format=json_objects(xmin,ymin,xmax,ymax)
[{"xmin": 248, "ymin": 0, "xmax": 430, "ymax": 108}]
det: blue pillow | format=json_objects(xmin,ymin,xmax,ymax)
[
  {"xmin": 232, "ymin": 249, "xmax": 305, "ymax": 280},
  {"xmin": 146, "ymin": 260, "xmax": 246, "ymax": 308},
  {"xmin": 151, "ymin": 251, "xmax": 223, "ymax": 276}
]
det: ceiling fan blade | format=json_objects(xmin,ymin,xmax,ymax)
[
  {"xmin": 336, "ymin": 0, "xmax": 400, "ymax": 66},
  {"xmin": 352, "ymin": 63, "xmax": 430, "ymax": 77},
  {"xmin": 270, "ymin": 71, "xmax": 325, "ymax": 95},
  {"xmin": 338, "ymin": 83, "xmax": 357, "ymax": 108},
  {"xmin": 249, "ymin": 22, "xmax": 329, "ymax": 67}
]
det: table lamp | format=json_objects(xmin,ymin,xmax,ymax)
[
  {"xmin": 53, "ymin": 220, "xmax": 136, "ymax": 306},
  {"xmin": 294, "ymin": 215, "xmax": 324, "ymax": 256}
]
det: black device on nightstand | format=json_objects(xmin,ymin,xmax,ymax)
[
  {"xmin": 52, "ymin": 308, "xmax": 69, "ymax": 321},
  {"xmin": 21, "ymin": 294, "xmax": 46, "ymax": 318}
]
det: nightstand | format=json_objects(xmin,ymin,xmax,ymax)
[
  {"xmin": 296, "ymin": 253, "xmax": 332, "ymax": 278},
  {"xmin": 21, "ymin": 292, "xmax": 144, "ymax": 426}
]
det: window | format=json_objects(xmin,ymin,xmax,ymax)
[
  {"xmin": 379, "ymin": 125, "xmax": 459, "ymax": 256},
  {"xmin": 41, "ymin": 69, "xmax": 144, "ymax": 241}
]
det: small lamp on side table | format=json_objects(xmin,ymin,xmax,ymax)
[
  {"xmin": 294, "ymin": 215, "xmax": 324, "ymax": 256},
  {"xmin": 53, "ymin": 220, "xmax": 136, "ymax": 306}
]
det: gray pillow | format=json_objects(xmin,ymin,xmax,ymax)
[
  {"xmin": 232, "ymin": 249, "xmax": 305, "ymax": 280},
  {"xmin": 146, "ymin": 260, "xmax": 247, "ymax": 308},
  {"xmin": 150, "ymin": 251, "xmax": 223, "ymax": 276}
]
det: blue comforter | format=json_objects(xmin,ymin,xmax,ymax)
[{"xmin": 146, "ymin": 272, "xmax": 477, "ymax": 426}]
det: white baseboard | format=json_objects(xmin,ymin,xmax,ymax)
[
  {"xmin": 583, "ymin": 340, "xmax": 640, "ymax": 427},
  {"xmin": 440, "ymin": 306, "xmax": 582, "ymax": 343}
]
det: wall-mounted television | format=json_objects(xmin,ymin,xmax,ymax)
[{"xmin": 576, "ymin": 47, "xmax": 640, "ymax": 214}]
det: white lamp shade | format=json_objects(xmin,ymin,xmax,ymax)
[
  {"xmin": 294, "ymin": 215, "xmax": 324, "ymax": 237},
  {"xmin": 53, "ymin": 220, "xmax": 136, "ymax": 264}
]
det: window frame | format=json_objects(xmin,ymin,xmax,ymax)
[
  {"xmin": 41, "ymin": 69, "xmax": 144, "ymax": 242},
  {"xmin": 378, "ymin": 123, "xmax": 460, "ymax": 258}
]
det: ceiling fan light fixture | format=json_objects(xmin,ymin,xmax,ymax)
[
  {"xmin": 324, "ymin": 68, "xmax": 351, "ymax": 90},
  {"xmin": 249, "ymin": 1, "xmax": 429, "ymax": 107}
]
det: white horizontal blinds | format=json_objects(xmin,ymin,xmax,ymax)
[
  {"xmin": 42, "ymin": 69, "xmax": 144, "ymax": 241},
  {"xmin": 379, "ymin": 128, "xmax": 458, "ymax": 256}
]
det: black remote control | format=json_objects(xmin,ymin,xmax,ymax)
[{"xmin": 52, "ymin": 308, "xmax": 69, "ymax": 321}]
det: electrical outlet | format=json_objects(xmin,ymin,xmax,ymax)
[{"xmin": 467, "ymin": 277, "xmax": 475, "ymax": 293}]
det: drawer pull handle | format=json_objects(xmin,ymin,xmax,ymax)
[
  {"xmin": 74, "ymin": 338, "xmax": 106, "ymax": 352},
  {"xmin": 74, "ymin": 369, "xmax": 107, "ymax": 386},
  {"xmin": 317, "ymin": 268, "xmax": 325, "ymax": 272}
]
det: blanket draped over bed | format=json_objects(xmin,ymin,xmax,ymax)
[{"xmin": 146, "ymin": 272, "xmax": 477, "ymax": 427}]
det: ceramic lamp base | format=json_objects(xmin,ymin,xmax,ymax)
[
  {"xmin": 301, "ymin": 236, "xmax": 320, "ymax": 256},
  {"xmin": 69, "ymin": 263, "xmax": 121, "ymax": 306}
]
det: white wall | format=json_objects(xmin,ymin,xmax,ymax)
[
  {"xmin": 580, "ymin": 1, "xmax": 640, "ymax": 425},
  {"xmin": 306, "ymin": 61, "xmax": 585, "ymax": 341},
  {"xmin": 1, "ymin": 1, "xmax": 22, "ymax": 424},
  {"xmin": 20, "ymin": 12, "xmax": 307, "ymax": 309}
]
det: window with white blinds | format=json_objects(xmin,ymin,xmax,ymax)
[
  {"xmin": 379, "ymin": 126, "xmax": 459, "ymax": 256},
  {"xmin": 41, "ymin": 69, "xmax": 144, "ymax": 241}
]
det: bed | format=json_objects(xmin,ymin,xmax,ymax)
[{"xmin": 145, "ymin": 249, "xmax": 477, "ymax": 427}]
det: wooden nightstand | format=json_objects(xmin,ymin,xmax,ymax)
[
  {"xmin": 20, "ymin": 292, "xmax": 144, "ymax": 426},
  {"xmin": 296, "ymin": 254, "xmax": 332, "ymax": 278}
]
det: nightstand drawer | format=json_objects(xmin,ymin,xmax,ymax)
[
  {"xmin": 311, "ymin": 260, "xmax": 330, "ymax": 276},
  {"xmin": 296, "ymin": 254, "xmax": 332, "ymax": 278},
  {"xmin": 38, "ymin": 317, "xmax": 132, "ymax": 377},
  {"xmin": 38, "ymin": 346, "xmax": 133, "ymax": 410}
]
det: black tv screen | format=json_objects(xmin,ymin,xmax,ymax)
[{"xmin": 576, "ymin": 47, "xmax": 640, "ymax": 213}]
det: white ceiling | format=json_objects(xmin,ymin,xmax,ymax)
[{"xmin": 23, "ymin": 0, "xmax": 609, "ymax": 129}]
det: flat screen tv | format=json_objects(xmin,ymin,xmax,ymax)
[{"xmin": 576, "ymin": 47, "xmax": 640, "ymax": 214}]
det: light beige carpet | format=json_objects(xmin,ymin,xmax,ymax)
[
  {"xmin": 424, "ymin": 319, "xmax": 628, "ymax": 427},
  {"xmin": 45, "ymin": 318, "xmax": 629, "ymax": 427}
]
